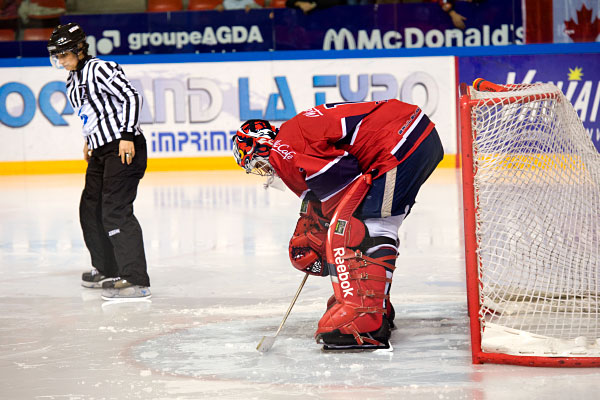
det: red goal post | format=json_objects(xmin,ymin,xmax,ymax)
[{"xmin": 459, "ymin": 80, "xmax": 600, "ymax": 367}]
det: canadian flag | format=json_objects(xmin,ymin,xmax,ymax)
[
  {"xmin": 563, "ymin": 2, "xmax": 600, "ymax": 42},
  {"xmin": 525, "ymin": 0, "xmax": 600, "ymax": 43}
]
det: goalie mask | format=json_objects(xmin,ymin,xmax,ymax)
[
  {"xmin": 232, "ymin": 119, "xmax": 277, "ymax": 176},
  {"xmin": 47, "ymin": 23, "xmax": 88, "ymax": 69}
]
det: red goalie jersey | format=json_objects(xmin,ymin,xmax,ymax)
[{"xmin": 269, "ymin": 100, "xmax": 436, "ymax": 216}]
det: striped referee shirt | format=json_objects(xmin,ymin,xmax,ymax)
[{"xmin": 66, "ymin": 57, "xmax": 143, "ymax": 150}]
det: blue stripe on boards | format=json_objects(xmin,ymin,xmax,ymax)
[{"xmin": 2, "ymin": 42, "xmax": 599, "ymax": 68}]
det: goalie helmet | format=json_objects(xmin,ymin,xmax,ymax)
[
  {"xmin": 47, "ymin": 23, "xmax": 88, "ymax": 68},
  {"xmin": 232, "ymin": 119, "xmax": 277, "ymax": 176}
]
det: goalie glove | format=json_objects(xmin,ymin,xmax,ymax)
[{"xmin": 289, "ymin": 199, "xmax": 330, "ymax": 276}]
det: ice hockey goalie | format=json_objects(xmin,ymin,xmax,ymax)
[{"xmin": 232, "ymin": 100, "xmax": 444, "ymax": 350}]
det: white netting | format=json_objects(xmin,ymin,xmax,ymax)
[{"xmin": 469, "ymin": 82, "xmax": 600, "ymax": 356}]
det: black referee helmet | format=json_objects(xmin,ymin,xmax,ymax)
[{"xmin": 47, "ymin": 23, "xmax": 88, "ymax": 56}]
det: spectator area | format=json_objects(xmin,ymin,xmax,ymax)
[{"xmin": 0, "ymin": 0, "xmax": 295, "ymax": 41}]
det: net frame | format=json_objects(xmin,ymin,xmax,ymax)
[{"xmin": 459, "ymin": 81, "xmax": 600, "ymax": 367}]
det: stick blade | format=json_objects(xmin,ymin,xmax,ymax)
[{"xmin": 256, "ymin": 336, "xmax": 276, "ymax": 353}]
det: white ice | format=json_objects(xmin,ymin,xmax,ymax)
[{"xmin": 1, "ymin": 170, "xmax": 599, "ymax": 399}]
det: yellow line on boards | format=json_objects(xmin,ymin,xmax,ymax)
[
  {"xmin": 0, "ymin": 154, "xmax": 458, "ymax": 175},
  {"xmin": 0, "ymin": 160, "xmax": 89, "ymax": 175},
  {"xmin": 437, "ymin": 154, "xmax": 457, "ymax": 169}
]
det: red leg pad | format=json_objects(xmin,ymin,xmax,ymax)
[
  {"xmin": 315, "ymin": 250, "xmax": 392, "ymax": 342},
  {"xmin": 317, "ymin": 303, "xmax": 383, "ymax": 336}
]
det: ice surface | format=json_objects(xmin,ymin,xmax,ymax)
[{"xmin": 1, "ymin": 170, "xmax": 600, "ymax": 399}]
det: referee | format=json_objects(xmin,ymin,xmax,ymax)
[{"xmin": 48, "ymin": 23, "xmax": 151, "ymax": 300}]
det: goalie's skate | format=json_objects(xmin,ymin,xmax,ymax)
[
  {"xmin": 317, "ymin": 318, "xmax": 393, "ymax": 352},
  {"xmin": 321, "ymin": 342, "xmax": 393, "ymax": 352}
]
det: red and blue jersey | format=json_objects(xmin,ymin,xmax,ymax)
[{"xmin": 268, "ymin": 100, "xmax": 435, "ymax": 215}]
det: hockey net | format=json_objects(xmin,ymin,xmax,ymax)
[{"xmin": 459, "ymin": 81, "xmax": 600, "ymax": 367}]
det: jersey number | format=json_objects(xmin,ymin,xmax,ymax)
[{"xmin": 78, "ymin": 108, "xmax": 88, "ymax": 125}]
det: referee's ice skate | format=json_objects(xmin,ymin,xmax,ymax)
[
  {"xmin": 81, "ymin": 267, "xmax": 113, "ymax": 288},
  {"xmin": 101, "ymin": 279, "xmax": 151, "ymax": 301}
]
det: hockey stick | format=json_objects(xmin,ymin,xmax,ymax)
[{"xmin": 256, "ymin": 273, "xmax": 308, "ymax": 353}]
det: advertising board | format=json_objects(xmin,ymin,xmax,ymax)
[{"xmin": 0, "ymin": 54, "xmax": 457, "ymax": 171}]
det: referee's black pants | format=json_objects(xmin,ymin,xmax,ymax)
[{"xmin": 79, "ymin": 134, "xmax": 150, "ymax": 287}]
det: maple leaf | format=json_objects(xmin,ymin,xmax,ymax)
[{"xmin": 564, "ymin": 4, "xmax": 600, "ymax": 42}]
